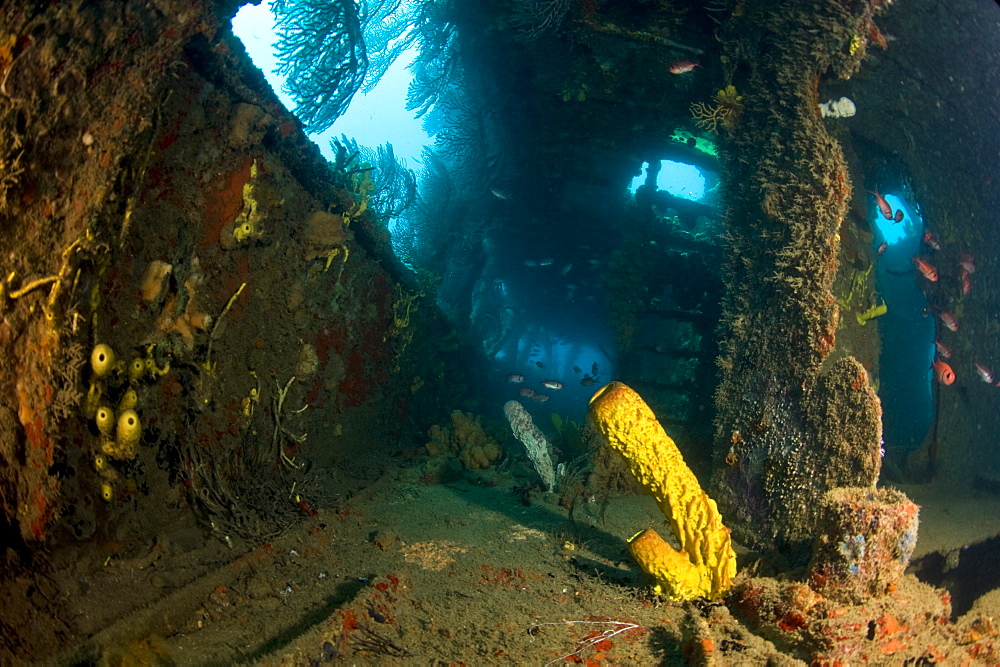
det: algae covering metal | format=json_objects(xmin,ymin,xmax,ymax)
[{"xmin": 709, "ymin": 0, "xmax": 886, "ymax": 549}]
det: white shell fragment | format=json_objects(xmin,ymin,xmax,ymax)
[{"xmin": 819, "ymin": 97, "xmax": 857, "ymax": 118}]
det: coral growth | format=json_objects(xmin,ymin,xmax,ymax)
[
  {"xmin": 303, "ymin": 211, "xmax": 347, "ymax": 262},
  {"xmin": 809, "ymin": 487, "xmax": 918, "ymax": 603},
  {"xmin": 152, "ymin": 256, "xmax": 212, "ymax": 350},
  {"xmin": 587, "ymin": 382, "xmax": 736, "ymax": 601},
  {"xmin": 709, "ymin": 0, "xmax": 886, "ymax": 550},
  {"xmin": 690, "ymin": 85, "xmax": 743, "ymax": 135},
  {"xmin": 504, "ymin": 401, "xmax": 557, "ymax": 492},
  {"xmin": 425, "ymin": 410, "xmax": 502, "ymax": 470},
  {"xmin": 855, "ymin": 301, "xmax": 887, "ymax": 325},
  {"xmin": 729, "ymin": 487, "xmax": 996, "ymax": 663}
]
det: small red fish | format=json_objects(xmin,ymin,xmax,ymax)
[
  {"xmin": 959, "ymin": 252, "xmax": 976, "ymax": 274},
  {"xmin": 507, "ymin": 374, "xmax": 525, "ymax": 383},
  {"xmin": 669, "ymin": 60, "xmax": 701, "ymax": 74},
  {"xmin": 530, "ymin": 393, "xmax": 549, "ymax": 403},
  {"xmin": 541, "ymin": 380, "xmax": 563, "ymax": 390},
  {"xmin": 962, "ymin": 274, "xmax": 972, "ymax": 295},
  {"xmin": 868, "ymin": 188, "xmax": 893, "ymax": 220},
  {"xmin": 518, "ymin": 387, "xmax": 535, "ymax": 398},
  {"xmin": 893, "ymin": 209, "xmax": 904, "ymax": 223},
  {"xmin": 934, "ymin": 340, "xmax": 952, "ymax": 359},
  {"xmin": 932, "ymin": 360, "xmax": 956, "ymax": 385},
  {"xmin": 974, "ymin": 363, "xmax": 994, "ymax": 384},
  {"xmin": 877, "ymin": 242, "xmax": 888, "ymax": 257},
  {"xmin": 922, "ymin": 232, "xmax": 941, "ymax": 251},
  {"xmin": 912, "ymin": 256, "xmax": 938, "ymax": 282},
  {"xmin": 937, "ymin": 310, "xmax": 959, "ymax": 332},
  {"xmin": 580, "ymin": 375, "xmax": 595, "ymax": 386}
]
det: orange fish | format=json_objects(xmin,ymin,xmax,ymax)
[
  {"xmin": 530, "ymin": 393, "xmax": 549, "ymax": 403},
  {"xmin": 932, "ymin": 360, "xmax": 955, "ymax": 385},
  {"xmin": 912, "ymin": 256, "xmax": 938, "ymax": 282},
  {"xmin": 934, "ymin": 340, "xmax": 952, "ymax": 359},
  {"xmin": 877, "ymin": 242, "xmax": 887, "ymax": 256},
  {"xmin": 507, "ymin": 374, "xmax": 525, "ymax": 383},
  {"xmin": 868, "ymin": 188, "xmax": 893, "ymax": 220},
  {"xmin": 893, "ymin": 209, "xmax": 904, "ymax": 223},
  {"xmin": 518, "ymin": 387, "xmax": 535, "ymax": 398},
  {"xmin": 922, "ymin": 232, "xmax": 941, "ymax": 251},
  {"xmin": 541, "ymin": 380, "xmax": 563, "ymax": 390},
  {"xmin": 669, "ymin": 60, "xmax": 700, "ymax": 74}
]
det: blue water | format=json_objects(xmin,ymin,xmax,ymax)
[
  {"xmin": 629, "ymin": 160, "xmax": 706, "ymax": 201},
  {"xmin": 873, "ymin": 193, "xmax": 936, "ymax": 453}
]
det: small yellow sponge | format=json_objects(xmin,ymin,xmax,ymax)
[{"xmin": 588, "ymin": 382, "xmax": 737, "ymax": 601}]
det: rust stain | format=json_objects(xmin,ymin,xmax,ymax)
[{"xmin": 200, "ymin": 155, "xmax": 253, "ymax": 250}]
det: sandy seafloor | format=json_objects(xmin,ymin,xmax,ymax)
[{"xmin": 35, "ymin": 447, "xmax": 998, "ymax": 666}]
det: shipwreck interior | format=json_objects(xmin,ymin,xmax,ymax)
[{"xmin": 1, "ymin": 0, "xmax": 999, "ymax": 663}]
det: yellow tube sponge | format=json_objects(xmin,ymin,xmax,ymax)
[
  {"xmin": 587, "ymin": 382, "xmax": 737, "ymax": 601},
  {"xmin": 856, "ymin": 302, "xmax": 887, "ymax": 326}
]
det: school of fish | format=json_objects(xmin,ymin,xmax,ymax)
[{"xmin": 870, "ymin": 189, "xmax": 996, "ymax": 388}]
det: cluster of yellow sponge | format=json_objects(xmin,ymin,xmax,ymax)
[
  {"xmin": 86, "ymin": 343, "xmax": 152, "ymax": 501},
  {"xmin": 587, "ymin": 382, "xmax": 737, "ymax": 601}
]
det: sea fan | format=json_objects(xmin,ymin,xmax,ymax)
[
  {"xmin": 358, "ymin": 142, "xmax": 418, "ymax": 218},
  {"xmin": 273, "ymin": 0, "xmax": 427, "ymax": 133}
]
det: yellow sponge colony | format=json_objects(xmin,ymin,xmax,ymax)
[
  {"xmin": 588, "ymin": 382, "xmax": 737, "ymax": 601},
  {"xmin": 90, "ymin": 343, "xmax": 116, "ymax": 379},
  {"xmin": 116, "ymin": 409, "xmax": 142, "ymax": 454}
]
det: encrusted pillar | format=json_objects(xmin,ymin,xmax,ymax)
[{"xmin": 709, "ymin": 0, "xmax": 887, "ymax": 549}]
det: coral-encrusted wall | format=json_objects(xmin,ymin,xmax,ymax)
[{"xmin": 0, "ymin": 0, "xmax": 420, "ymax": 546}]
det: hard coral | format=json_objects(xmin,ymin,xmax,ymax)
[
  {"xmin": 425, "ymin": 410, "xmax": 502, "ymax": 470},
  {"xmin": 154, "ymin": 256, "xmax": 211, "ymax": 350}
]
